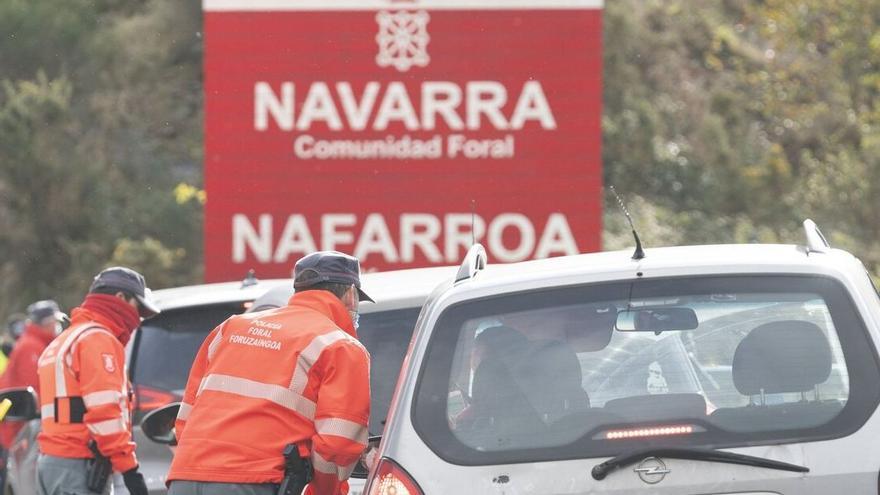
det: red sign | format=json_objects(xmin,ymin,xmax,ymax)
[{"xmin": 203, "ymin": 0, "xmax": 603, "ymax": 281}]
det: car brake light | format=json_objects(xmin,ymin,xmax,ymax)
[
  {"xmin": 366, "ymin": 458, "xmax": 423, "ymax": 495},
  {"xmin": 134, "ymin": 385, "xmax": 176, "ymax": 412},
  {"xmin": 603, "ymin": 424, "xmax": 697, "ymax": 440}
]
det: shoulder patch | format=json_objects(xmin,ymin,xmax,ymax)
[{"xmin": 101, "ymin": 353, "xmax": 117, "ymax": 373}]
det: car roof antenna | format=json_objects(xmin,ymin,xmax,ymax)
[
  {"xmin": 241, "ymin": 268, "xmax": 259, "ymax": 288},
  {"xmin": 609, "ymin": 185, "xmax": 645, "ymax": 260}
]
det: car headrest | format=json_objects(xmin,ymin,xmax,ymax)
[
  {"xmin": 476, "ymin": 325, "xmax": 529, "ymax": 359},
  {"xmin": 513, "ymin": 339, "xmax": 590, "ymax": 416},
  {"xmin": 732, "ymin": 320, "xmax": 832, "ymax": 396},
  {"xmin": 564, "ymin": 305, "xmax": 616, "ymax": 352},
  {"xmin": 472, "ymin": 357, "xmax": 515, "ymax": 405},
  {"xmin": 524, "ymin": 339, "xmax": 585, "ymax": 391},
  {"xmin": 472, "ymin": 352, "xmax": 542, "ymax": 424}
]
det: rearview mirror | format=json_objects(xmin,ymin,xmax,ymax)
[
  {"xmin": 0, "ymin": 387, "xmax": 40, "ymax": 421},
  {"xmin": 616, "ymin": 307, "xmax": 699, "ymax": 333},
  {"xmin": 140, "ymin": 402, "xmax": 180, "ymax": 445}
]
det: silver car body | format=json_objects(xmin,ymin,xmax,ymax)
[{"xmin": 371, "ymin": 241, "xmax": 880, "ymax": 494}]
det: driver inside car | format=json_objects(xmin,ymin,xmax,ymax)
[{"xmin": 452, "ymin": 325, "xmax": 528, "ymax": 431}]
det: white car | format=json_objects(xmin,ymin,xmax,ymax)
[{"xmin": 366, "ymin": 220, "xmax": 880, "ymax": 494}]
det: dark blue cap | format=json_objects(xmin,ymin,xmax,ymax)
[
  {"xmin": 27, "ymin": 300, "xmax": 66, "ymax": 323},
  {"xmin": 294, "ymin": 251, "xmax": 373, "ymax": 302},
  {"xmin": 89, "ymin": 266, "xmax": 161, "ymax": 318},
  {"xmin": 6, "ymin": 313, "xmax": 26, "ymax": 339}
]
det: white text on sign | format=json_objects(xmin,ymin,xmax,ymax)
[
  {"xmin": 255, "ymin": 81, "xmax": 555, "ymax": 132},
  {"xmin": 231, "ymin": 212, "xmax": 579, "ymax": 265}
]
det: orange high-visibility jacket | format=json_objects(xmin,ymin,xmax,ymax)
[
  {"xmin": 0, "ymin": 323, "xmax": 54, "ymax": 448},
  {"xmin": 36, "ymin": 322, "xmax": 136, "ymax": 472},
  {"xmin": 167, "ymin": 290, "xmax": 371, "ymax": 495}
]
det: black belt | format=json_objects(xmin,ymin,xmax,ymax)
[{"xmin": 54, "ymin": 397, "xmax": 86, "ymax": 423}]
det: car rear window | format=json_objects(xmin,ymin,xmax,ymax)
[
  {"xmin": 413, "ymin": 275, "xmax": 880, "ymax": 465},
  {"xmin": 132, "ymin": 303, "xmax": 246, "ymax": 393}
]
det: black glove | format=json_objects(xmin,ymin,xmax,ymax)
[{"xmin": 122, "ymin": 467, "xmax": 149, "ymax": 495}]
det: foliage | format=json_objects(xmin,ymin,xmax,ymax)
[
  {"xmin": 0, "ymin": 0, "xmax": 202, "ymax": 315},
  {"xmin": 603, "ymin": 0, "xmax": 880, "ymax": 280},
  {"xmin": 109, "ymin": 237, "xmax": 191, "ymax": 289}
]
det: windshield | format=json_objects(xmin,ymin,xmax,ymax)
[{"xmin": 414, "ymin": 275, "xmax": 880, "ymax": 464}]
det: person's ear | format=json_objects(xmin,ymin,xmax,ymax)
[
  {"xmin": 346, "ymin": 285, "xmax": 359, "ymax": 309},
  {"xmin": 115, "ymin": 292, "xmax": 139, "ymax": 310}
]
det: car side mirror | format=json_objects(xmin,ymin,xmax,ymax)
[
  {"xmin": 140, "ymin": 402, "xmax": 180, "ymax": 445},
  {"xmin": 361, "ymin": 435, "xmax": 382, "ymax": 473},
  {"xmin": 351, "ymin": 435, "xmax": 383, "ymax": 479},
  {"xmin": 0, "ymin": 387, "xmax": 40, "ymax": 421}
]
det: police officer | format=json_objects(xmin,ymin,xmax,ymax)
[
  {"xmin": 0, "ymin": 301, "xmax": 67, "ymax": 456},
  {"xmin": 1, "ymin": 313, "xmax": 27, "ymax": 361},
  {"xmin": 37, "ymin": 267, "xmax": 159, "ymax": 495},
  {"xmin": 167, "ymin": 251, "xmax": 372, "ymax": 495},
  {"xmin": 1, "ymin": 300, "xmax": 66, "ymax": 394}
]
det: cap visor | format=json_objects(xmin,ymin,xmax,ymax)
[
  {"xmin": 357, "ymin": 287, "xmax": 374, "ymax": 303},
  {"xmin": 135, "ymin": 294, "xmax": 161, "ymax": 318}
]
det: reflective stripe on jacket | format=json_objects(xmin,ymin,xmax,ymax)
[
  {"xmin": 167, "ymin": 290, "xmax": 371, "ymax": 495},
  {"xmin": 36, "ymin": 323, "xmax": 136, "ymax": 473}
]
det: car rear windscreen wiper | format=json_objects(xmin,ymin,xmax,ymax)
[{"xmin": 591, "ymin": 447, "xmax": 809, "ymax": 481}]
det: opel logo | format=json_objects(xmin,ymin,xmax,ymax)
[{"xmin": 633, "ymin": 457, "xmax": 670, "ymax": 484}]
